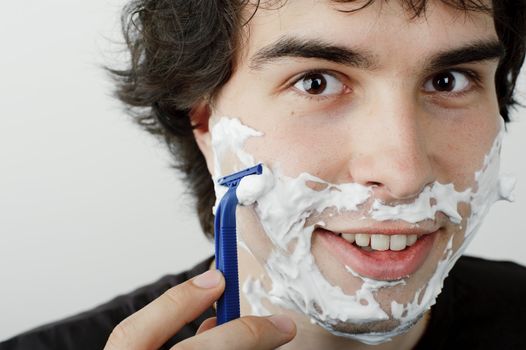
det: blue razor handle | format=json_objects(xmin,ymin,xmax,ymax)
[{"xmin": 215, "ymin": 164, "xmax": 263, "ymax": 325}]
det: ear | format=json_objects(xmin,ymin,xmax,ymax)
[{"xmin": 190, "ymin": 100, "xmax": 215, "ymax": 176}]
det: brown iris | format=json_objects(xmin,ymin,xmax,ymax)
[
  {"xmin": 432, "ymin": 72, "xmax": 456, "ymax": 92},
  {"xmin": 302, "ymin": 73, "xmax": 327, "ymax": 94}
]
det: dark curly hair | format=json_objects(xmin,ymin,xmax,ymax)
[{"xmin": 110, "ymin": 0, "xmax": 526, "ymax": 239}]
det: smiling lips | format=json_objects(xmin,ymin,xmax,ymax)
[{"xmin": 316, "ymin": 227, "xmax": 439, "ymax": 281}]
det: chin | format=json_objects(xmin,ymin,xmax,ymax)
[{"xmin": 314, "ymin": 312, "xmax": 424, "ymax": 345}]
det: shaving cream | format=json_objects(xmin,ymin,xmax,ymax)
[{"xmin": 210, "ymin": 116, "xmax": 514, "ymax": 345}]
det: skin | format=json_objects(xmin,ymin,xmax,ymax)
[{"xmin": 105, "ymin": 0, "xmax": 501, "ymax": 349}]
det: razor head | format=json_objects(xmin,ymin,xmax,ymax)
[{"xmin": 218, "ymin": 164, "xmax": 263, "ymax": 188}]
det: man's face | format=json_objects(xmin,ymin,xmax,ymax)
[{"xmin": 199, "ymin": 0, "xmax": 503, "ymax": 343}]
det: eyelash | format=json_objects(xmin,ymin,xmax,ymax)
[{"xmin": 287, "ymin": 68, "xmax": 483, "ymax": 101}]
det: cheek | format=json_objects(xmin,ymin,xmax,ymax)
[
  {"xmin": 428, "ymin": 114, "xmax": 500, "ymax": 190},
  {"xmin": 237, "ymin": 206, "xmax": 275, "ymax": 261},
  {"xmin": 242, "ymin": 117, "xmax": 352, "ymax": 179}
]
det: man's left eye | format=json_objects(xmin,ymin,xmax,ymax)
[
  {"xmin": 293, "ymin": 72, "xmax": 345, "ymax": 96},
  {"xmin": 423, "ymin": 70, "xmax": 471, "ymax": 94}
]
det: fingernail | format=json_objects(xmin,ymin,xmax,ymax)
[
  {"xmin": 193, "ymin": 270, "xmax": 222, "ymax": 289},
  {"xmin": 268, "ymin": 315, "xmax": 295, "ymax": 334}
]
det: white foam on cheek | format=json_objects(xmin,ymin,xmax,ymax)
[
  {"xmin": 370, "ymin": 118, "xmax": 512, "ymax": 343},
  {"xmin": 242, "ymin": 277, "xmax": 272, "ymax": 316},
  {"xmin": 237, "ymin": 169, "xmax": 275, "ymax": 206},
  {"xmin": 499, "ymin": 175, "xmax": 516, "ymax": 201},
  {"xmin": 211, "ymin": 117, "xmax": 262, "ymax": 177},
  {"xmin": 210, "ymin": 116, "xmax": 514, "ymax": 345},
  {"xmin": 211, "ymin": 118, "xmax": 263, "ymax": 214}
]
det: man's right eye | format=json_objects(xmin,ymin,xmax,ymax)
[{"xmin": 292, "ymin": 71, "xmax": 347, "ymax": 97}]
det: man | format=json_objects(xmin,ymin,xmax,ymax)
[{"xmin": 2, "ymin": 0, "xmax": 526, "ymax": 349}]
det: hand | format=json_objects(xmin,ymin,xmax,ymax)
[{"xmin": 104, "ymin": 269, "xmax": 296, "ymax": 349}]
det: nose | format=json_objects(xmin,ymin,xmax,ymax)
[{"xmin": 348, "ymin": 95, "xmax": 435, "ymax": 201}]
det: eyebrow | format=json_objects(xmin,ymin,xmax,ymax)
[
  {"xmin": 249, "ymin": 36, "xmax": 505, "ymax": 72},
  {"xmin": 425, "ymin": 40, "xmax": 505, "ymax": 72},
  {"xmin": 249, "ymin": 37, "xmax": 377, "ymax": 70}
]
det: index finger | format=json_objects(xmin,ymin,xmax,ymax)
[{"xmin": 104, "ymin": 269, "xmax": 224, "ymax": 350}]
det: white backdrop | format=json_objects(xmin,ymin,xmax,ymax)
[{"xmin": 1, "ymin": 0, "xmax": 525, "ymax": 342}]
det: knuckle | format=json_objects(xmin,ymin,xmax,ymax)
[
  {"xmin": 238, "ymin": 317, "xmax": 266, "ymax": 343},
  {"xmin": 162, "ymin": 285, "xmax": 198, "ymax": 324},
  {"xmin": 163, "ymin": 285, "xmax": 188, "ymax": 311}
]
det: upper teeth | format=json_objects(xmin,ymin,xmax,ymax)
[{"xmin": 341, "ymin": 233, "xmax": 419, "ymax": 251}]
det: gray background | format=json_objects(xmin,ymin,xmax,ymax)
[{"xmin": 1, "ymin": 0, "xmax": 525, "ymax": 341}]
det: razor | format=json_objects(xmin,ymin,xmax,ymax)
[{"xmin": 214, "ymin": 163, "xmax": 263, "ymax": 325}]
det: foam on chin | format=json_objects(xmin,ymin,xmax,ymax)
[{"xmin": 210, "ymin": 116, "xmax": 514, "ymax": 345}]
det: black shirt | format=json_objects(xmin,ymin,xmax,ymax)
[{"xmin": 1, "ymin": 256, "xmax": 525, "ymax": 350}]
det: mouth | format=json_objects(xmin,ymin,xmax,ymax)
[{"xmin": 315, "ymin": 227, "xmax": 439, "ymax": 281}]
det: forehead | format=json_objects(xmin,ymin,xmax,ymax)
[{"xmin": 240, "ymin": 0, "xmax": 497, "ymax": 67}]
